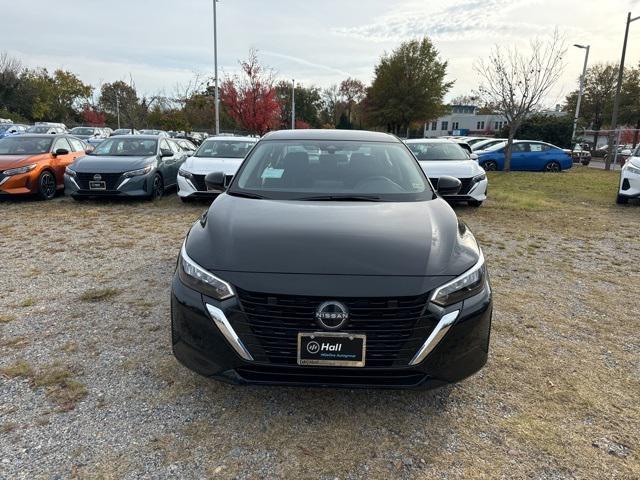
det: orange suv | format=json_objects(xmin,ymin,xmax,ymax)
[{"xmin": 0, "ymin": 134, "xmax": 88, "ymax": 200}]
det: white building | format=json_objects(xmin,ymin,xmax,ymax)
[{"xmin": 423, "ymin": 105, "xmax": 508, "ymax": 138}]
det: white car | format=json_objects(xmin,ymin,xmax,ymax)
[
  {"xmin": 177, "ymin": 136, "xmax": 258, "ymax": 201},
  {"xmin": 405, "ymin": 138, "xmax": 488, "ymax": 207},
  {"xmin": 617, "ymin": 150, "xmax": 640, "ymax": 204},
  {"xmin": 471, "ymin": 138, "xmax": 506, "ymax": 152}
]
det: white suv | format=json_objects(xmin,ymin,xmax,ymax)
[{"xmin": 617, "ymin": 148, "xmax": 640, "ymax": 204}]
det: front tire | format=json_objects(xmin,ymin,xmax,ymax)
[
  {"xmin": 544, "ymin": 161, "xmax": 561, "ymax": 172},
  {"xmin": 37, "ymin": 170, "xmax": 57, "ymax": 200},
  {"xmin": 149, "ymin": 173, "xmax": 163, "ymax": 200},
  {"xmin": 483, "ymin": 160, "xmax": 498, "ymax": 171},
  {"xmin": 616, "ymin": 194, "xmax": 629, "ymax": 205}
]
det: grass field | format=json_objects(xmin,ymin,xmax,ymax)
[{"xmin": 0, "ymin": 165, "xmax": 638, "ymax": 479}]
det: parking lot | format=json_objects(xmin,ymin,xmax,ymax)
[{"xmin": 0, "ymin": 167, "xmax": 639, "ymax": 479}]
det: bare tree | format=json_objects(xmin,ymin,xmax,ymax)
[{"xmin": 475, "ymin": 30, "xmax": 566, "ymax": 172}]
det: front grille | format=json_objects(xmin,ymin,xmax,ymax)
[
  {"xmin": 190, "ymin": 174, "xmax": 234, "ymax": 192},
  {"xmin": 229, "ymin": 289, "xmax": 438, "ymax": 367},
  {"xmin": 76, "ymin": 172, "xmax": 123, "ymax": 190}
]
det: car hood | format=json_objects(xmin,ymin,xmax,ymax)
[
  {"xmin": 419, "ymin": 160, "xmax": 483, "ymax": 178},
  {"xmin": 71, "ymin": 155, "xmax": 154, "ymax": 172},
  {"xmin": 0, "ymin": 154, "xmax": 44, "ymax": 170},
  {"xmin": 186, "ymin": 195, "xmax": 479, "ymax": 277},
  {"xmin": 181, "ymin": 156, "xmax": 243, "ymax": 175}
]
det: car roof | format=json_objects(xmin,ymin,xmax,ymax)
[
  {"xmin": 8, "ymin": 134, "xmax": 67, "ymax": 138},
  {"xmin": 204, "ymin": 135, "xmax": 258, "ymax": 142},
  {"xmin": 405, "ymin": 138, "xmax": 457, "ymax": 144},
  {"xmin": 262, "ymin": 129, "xmax": 401, "ymax": 143},
  {"xmin": 106, "ymin": 134, "xmax": 159, "ymax": 140}
]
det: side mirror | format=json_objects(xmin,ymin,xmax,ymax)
[
  {"xmin": 160, "ymin": 148, "xmax": 173, "ymax": 157},
  {"xmin": 621, "ymin": 149, "xmax": 632, "ymax": 156},
  {"xmin": 53, "ymin": 148, "xmax": 69, "ymax": 157},
  {"xmin": 470, "ymin": 153, "xmax": 478, "ymax": 160},
  {"xmin": 436, "ymin": 176, "xmax": 461, "ymax": 196},
  {"xmin": 204, "ymin": 171, "xmax": 226, "ymax": 191}
]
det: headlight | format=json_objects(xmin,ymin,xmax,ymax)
[
  {"xmin": 178, "ymin": 242, "xmax": 234, "ymax": 300},
  {"xmin": 123, "ymin": 164, "xmax": 154, "ymax": 178},
  {"xmin": 430, "ymin": 251, "xmax": 486, "ymax": 307},
  {"xmin": 3, "ymin": 164, "xmax": 37, "ymax": 176},
  {"xmin": 472, "ymin": 173, "xmax": 487, "ymax": 183},
  {"xmin": 64, "ymin": 166, "xmax": 77, "ymax": 177},
  {"xmin": 178, "ymin": 168, "xmax": 193, "ymax": 179},
  {"xmin": 625, "ymin": 163, "xmax": 640, "ymax": 175}
]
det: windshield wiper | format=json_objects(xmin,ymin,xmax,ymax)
[
  {"xmin": 295, "ymin": 194, "xmax": 381, "ymax": 202},
  {"xmin": 227, "ymin": 191, "xmax": 266, "ymax": 199}
]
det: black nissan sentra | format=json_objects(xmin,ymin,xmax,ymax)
[
  {"xmin": 171, "ymin": 129, "xmax": 492, "ymax": 389},
  {"xmin": 64, "ymin": 135, "xmax": 186, "ymax": 200}
]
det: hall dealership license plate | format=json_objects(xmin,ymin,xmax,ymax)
[
  {"xmin": 89, "ymin": 181, "xmax": 106, "ymax": 190},
  {"xmin": 297, "ymin": 332, "xmax": 366, "ymax": 367}
]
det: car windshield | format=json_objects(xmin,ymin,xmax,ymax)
[
  {"xmin": 71, "ymin": 127, "xmax": 94, "ymax": 135},
  {"xmin": 407, "ymin": 142, "xmax": 469, "ymax": 161},
  {"xmin": 195, "ymin": 139, "xmax": 256, "ymax": 159},
  {"xmin": 91, "ymin": 138, "xmax": 157, "ymax": 156},
  {"xmin": 27, "ymin": 126, "xmax": 51, "ymax": 133},
  {"xmin": 0, "ymin": 136, "xmax": 53, "ymax": 155},
  {"xmin": 230, "ymin": 140, "xmax": 433, "ymax": 202}
]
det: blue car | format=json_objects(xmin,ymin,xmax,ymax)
[{"xmin": 477, "ymin": 140, "xmax": 572, "ymax": 172}]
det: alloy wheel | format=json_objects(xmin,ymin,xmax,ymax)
[
  {"xmin": 545, "ymin": 161, "xmax": 561, "ymax": 172},
  {"xmin": 39, "ymin": 171, "xmax": 56, "ymax": 200}
]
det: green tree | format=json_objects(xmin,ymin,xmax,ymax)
[
  {"xmin": 366, "ymin": 37, "xmax": 453, "ymax": 135},
  {"xmin": 276, "ymin": 81, "xmax": 322, "ymax": 129},
  {"xmin": 498, "ymin": 114, "xmax": 573, "ymax": 148},
  {"xmin": 619, "ymin": 62, "xmax": 640, "ymax": 147}
]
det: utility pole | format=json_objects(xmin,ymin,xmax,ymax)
[
  {"xmin": 571, "ymin": 44, "xmax": 590, "ymax": 145},
  {"xmin": 291, "ymin": 79, "xmax": 296, "ymax": 129},
  {"xmin": 116, "ymin": 95, "xmax": 121, "ymax": 129},
  {"xmin": 213, "ymin": 0, "xmax": 220, "ymax": 135},
  {"xmin": 608, "ymin": 12, "xmax": 640, "ymax": 170}
]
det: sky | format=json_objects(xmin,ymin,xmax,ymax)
[{"xmin": 3, "ymin": 0, "xmax": 640, "ymax": 107}]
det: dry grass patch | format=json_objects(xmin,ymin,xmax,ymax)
[
  {"xmin": 1, "ymin": 360, "xmax": 34, "ymax": 378},
  {"xmin": 0, "ymin": 313, "xmax": 16, "ymax": 323},
  {"xmin": 79, "ymin": 287, "xmax": 120, "ymax": 302}
]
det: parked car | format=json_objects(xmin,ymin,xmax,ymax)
[
  {"xmin": 0, "ymin": 123, "xmax": 28, "ymax": 138},
  {"xmin": 460, "ymin": 137, "xmax": 491, "ymax": 146},
  {"xmin": 170, "ymin": 129, "xmax": 492, "ymax": 388},
  {"xmin": 476, "ymin": 140, "xmax": 572, "ymax": 172},
  {"xmin": 451, "ymin": 139, "xmax": 472, "ymax": 154},
  {"xmin": 471, "ymin": 138, "xmax": 506, "ymax": 152},
  {"xmin": 64, "ymin": 136, "xmax": 187, "ymax": 200},
  {"xmin": 571, "ymin": 144, "xmax": 591, "ymax": 165},
  {"xmin": 177, "ymin": 136, "xmax": 257, "ymax": 201},
  {"xmin": 175, "ymin": 138, "xmax": 197, "ymax": 154},
  {"xmin": 112, "ymin": 128, "xmax": 140, "ymax": 136},
  {"xmin": 69, "ymin": 126, "xmax": 108, "ymax": 141},
  {"xmin": 35, "ymin": 122, "xmax": 67, "ymax": 131},
  {"xmin": 26, "ymin": 125, "xmax": 65, "ymax": 135},
  {"xmin": 139, "ymin": 129, "xmax": 169, "ymax": 137},
  {"xmin": 406, "ymin": 139, "xmax": 488, "ymax": 207},
  {"xmin": 617, "ymin": 149, "xmax": 640, "ymax": 204},
  {"xmin": 0, "ymin": 134, "xmax": 87, "ymax": 200}
]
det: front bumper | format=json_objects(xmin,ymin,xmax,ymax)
[
  {"xmin": 431, "ymin": 177, "xmax": 488, "ymax": 203},
  {"xmin": 0, "ymin": 169, "xmax": 44, "ymax": 196},
  {"xmin": 64, "ymin": 171, "xmax": 154, "ymax": 198},
  {"xmin": 619, "ymin": 170, "xmax": 640, "ymax": 199},
  {"xmin": 170, "ymin": 273, "xmax": 492, "ymax": 389}
]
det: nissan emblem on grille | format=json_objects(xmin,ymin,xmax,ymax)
[
  {"xmin": 93, "ymin": 174, "xmax": 102, "ymax": 181},
  {"xmin": 315, "ymin": 301, "xmax": 349, "ymax": 330}
]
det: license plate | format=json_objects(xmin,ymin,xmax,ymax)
[
  {"xmin": 297, "ymin": 332, "xmax": 366, "ymax": 367},
  {"xmin": 89, "ymin": 181, "xmax": 106, "ymax": 190}
]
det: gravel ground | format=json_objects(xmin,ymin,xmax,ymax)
[{"xmin": 1, "ymin": 171, "xmax": 639, "ymax": 479}]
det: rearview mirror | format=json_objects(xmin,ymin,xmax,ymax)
[
  {"xmin": 53, "ymin": 148, "xmax": 69, "ymax": 156},
  {"xmin": 204, "ymin": 171, "xmax": 226, "ymax": 191},
  {"xmin": 160, "ymin": 148, "xmax": 173, "ymax": 157},
  {"xmin": 436, "ymin": 176, "xmax": 461, "ymax": 196},
  {"xmin": 470, "ymin": 153, "xmax": 478, "ymax": 160},
  {"xmin": 621, "ymin": 149, "xmax": 632, "ymax": 156}
]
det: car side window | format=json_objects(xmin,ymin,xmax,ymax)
[
  {"xmin": 160, "ymin": 139, "xmax": 172, "ymax": 155},
  {"xmin": 512, "ymin": 143, "xmax": 529, "ymax": 153},
  {"xmin": 68, "ymin": 137, "xmax": 84, "ymax": 152},
  {"xmin": 529, "ymin": 143, "xmax": 543, "ymax": 153},
  {"xmin": 52, "ymin": 137, "xmax": 71, "ymax": 152},
  {"xmin": 169, "ymin": 140, "xmax": 181, "ymax": 154}
]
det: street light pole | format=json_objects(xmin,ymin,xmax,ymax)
[
  {"xmin": 213, "ymin": 0, "xmax": 220, "ymax": 136},
  {"xmin": 116, "ymin": 95, "xmax": 121, "ymax": 130},
  {"xmin": 571, "ymin": 44, "xmax": 590, "ymax": 145},
  {"xmin": 291, "ymin": 79, "xmax": 296, "ymax": 130},
  {"xmin": 608, "ymin": 12, "xmax": 640, "ymax": 170}
]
